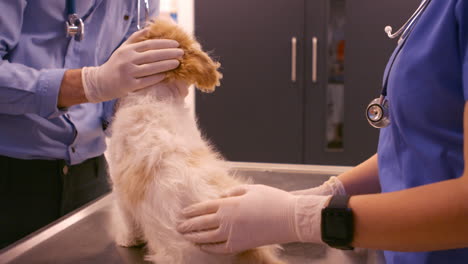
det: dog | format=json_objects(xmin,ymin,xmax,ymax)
[{"xmin": 106, "ymin": 19, "xmax": 287, "ymax": 264}]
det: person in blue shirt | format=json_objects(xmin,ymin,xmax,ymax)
[
  {"xmin": 177, "ymin": 0, "xmax": 468, "ymax": 263},
  {"xmin": 0, "ymin": 0, "xmax": 186, "ymax": 248}
]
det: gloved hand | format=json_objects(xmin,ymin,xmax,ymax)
[
  {"xmin": 291, "ymin": 176, "xmax": 346, "ymax": 196},
  {"xmin": 177, "ymin": 184, "xmax": 331, "ymax": 254},
  {"xmin": 82, "ymin": 29, "xmax": 184, "ymax": 103}
]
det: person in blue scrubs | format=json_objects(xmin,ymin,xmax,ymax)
[
  {"xmin": 177, "ymin": 0, "xmax": 468, "ymax": 263},
  {"xmin": 0, "ymin": 0, "xmax": 185, "ymax": 249}
]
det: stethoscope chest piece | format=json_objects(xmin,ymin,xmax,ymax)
[
  {"xmin": 366, "ymin": 96, "xmax": 390, "ymax": 128},
  {"xmin": 66, "ymin": 14, "xmax": 84, "ymax": 41}
]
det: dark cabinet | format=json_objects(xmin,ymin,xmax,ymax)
[{"xmin": 195, "ymin": 0, "xmax": 420, "ymax": 165}]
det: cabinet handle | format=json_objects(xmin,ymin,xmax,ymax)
[
  {"xmin": 312, "ymin": 37, "xmax": 318, "ymax": 83},
  {"xmin": 291, "ymin": 37, "xmax": 297, "ymax": 82}
]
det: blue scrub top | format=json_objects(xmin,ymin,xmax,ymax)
[{"xmin": 378, "ymin": 0, "xmax": 468, "ymax": 263}]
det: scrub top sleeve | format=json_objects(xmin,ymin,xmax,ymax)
[
  {"xmin": 456, "ymin": 0, "xmax": 468, "ymax": 100},
  {"xmin": 0, "ymin": 1, "xmax": 67, "ymax": 119}
]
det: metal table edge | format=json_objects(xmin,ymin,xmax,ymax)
[{"xmin": 0, "ymin": 162, "xmax": 353, "ymax": 263}]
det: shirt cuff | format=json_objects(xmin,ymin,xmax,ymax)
[{"xmin": 37, "ymin": 68, "xmax": 68, "ymax": 119}]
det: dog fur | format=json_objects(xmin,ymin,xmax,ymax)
[{"xmin": 106, "ymin": 19, "xmax": 287, "ymax": 264}]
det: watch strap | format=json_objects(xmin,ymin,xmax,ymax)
[{"xmin": 327, "ymin": 195, "xmax": 350, "ymax": 209}]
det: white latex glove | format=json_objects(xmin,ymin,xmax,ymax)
[
  {"xmin": 291, "ymin": 176, "xmax": 347, "ymax": 196},
  {"xmin": 82, "ymin": 29, "xmax": 184, "ymax": 103},
  {"xmin": 177, "ymin": 184, "xmax": 331, "ymax": 254}
]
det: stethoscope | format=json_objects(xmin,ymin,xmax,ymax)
[
  {"xmin": 65, "ymin": 0, "xmax": 150, "ymax": 41},
  {"xmin": 366, "ymin": 0, "xmax": 431, "ymax": 128}
]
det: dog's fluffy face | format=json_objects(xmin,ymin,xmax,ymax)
[{"xmin": 136, "ymin": 19, "xmax": 222, "ymax": 93}]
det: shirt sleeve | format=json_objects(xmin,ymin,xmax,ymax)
[
  {"xmin": 0, "ymin": 1, "xmax": 66, "ymax": 119},
  {"xmin": 456, "ymin": 0, "xmax": 468, "ymax": 100}
]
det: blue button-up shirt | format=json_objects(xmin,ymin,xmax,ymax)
[{"xmin": 0, "ymin": 0, "xmax": 159, "ymax": 165}]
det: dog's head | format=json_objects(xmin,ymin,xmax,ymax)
[{"xmin": 136, "ymin": 19, "xmax": 222, "ymax": 93}]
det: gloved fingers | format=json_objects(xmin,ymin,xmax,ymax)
[
  {"xmin": 220, "ymin": 185, "xmax": 249, "ymax": 198},
  {"xmin": 133, "ymin": 60, "xmax": 180, "ymax": 78},
  {"xmin": 181, "ymin": 199, "xmax": 221, "ymax": 218},
  {"xmin": 122, "ymin": 28, "xmax": 150, "ymax": 44},
  {"xmin": 134, "ymin": 73, "xmax": 166, "ymax": 91},
  {"xmin": 290, "ymin": 189, "xmax": 311, "ymax": 195},
  {"xmin": 132, "ymin": 39, "xmax": 180, "ymax": 53},
  {"xmin": 134, "ymin": 48, "xmax": 184, "ymax": 65},
  {"xmin": 182, "ymin": 228, "xmax": 226, "ymax": 244},
  {"xmin": 177, "ymin": 213, "xmax": 220, "ymax": 233}
]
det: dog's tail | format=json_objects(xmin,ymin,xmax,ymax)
[{"xmin": 234, "ymin": 245, "xmax": 288, "ymax": 264}]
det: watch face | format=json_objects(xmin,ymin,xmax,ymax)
[
  {"xmin": 322, "ymin": 207, "xmax": 353, "ymax": 244},
  {"xmin": 323, "ymin": 209, "xmax": 349, "ymax": 239}
]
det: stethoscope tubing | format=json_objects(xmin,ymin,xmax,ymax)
[
  {"xmin": 67, "ymin": 0, "xmax": 76, "ymax": 15},
  {"xmin": 367, "ymin": 0, "xmax": 432, "ymax": 129},
  {"xmin": 137, "ymin": 0, "xmax": 150, "ymax": 30},
  {"xmin": 385, "ymin": 0, "xmax": 431, "ymax": 40},
  {"xmin": 65, "ymin": 0, "xmax": 150, "ymax": 41}
]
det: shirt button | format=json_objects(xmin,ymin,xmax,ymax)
[
  {"xmin": 63, "ymin": 165, "xmax": 69, "ymax": 175},
  {"xmin": 124, "ymin": 15, "xmax": 130, "ymax": 21},
  {"xmin": 71, "ymin": 147, "xmax": 76, "ymax": 153}
]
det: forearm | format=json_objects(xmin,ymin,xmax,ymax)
[
  {"xmin": 58, "ymin": 69, "xmax": 88, "ymax": 108},
  {"xmin": 351, "ymin": 175, "xmax": 468, "ymax": 251},
  {"xmin": 337, "ymin": 154, "xmax": 381, "ymax": 195}
]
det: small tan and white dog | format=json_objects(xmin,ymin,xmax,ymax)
[{"xmin": 106, "ymin": 19, "xmax": 287, "ymax": 264}]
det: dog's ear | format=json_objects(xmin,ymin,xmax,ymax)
[
  {"xmin": 143, "ymin": 19, "xmax": 222, "ymax": 93},
  {"xmin": 174, "ymin": 48, "xmax": 222, "ymax": 93}
]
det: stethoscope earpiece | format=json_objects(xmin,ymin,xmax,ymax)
[
  {"xmin": 384, "ymin": 0, "xmax": 431, "ymax": 41},
  {"xmin": 366, "ymin": 97, "xmax": 390, "ymax": 129}
]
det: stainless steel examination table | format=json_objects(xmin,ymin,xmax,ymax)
[{"xmin": 0, "ymin": 162, "xmax": 385, "ymax": 264}]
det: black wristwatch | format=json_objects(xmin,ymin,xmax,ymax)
[{"xmin": 321, "ymin": 195, "xmax": 354, "ymax": 250}]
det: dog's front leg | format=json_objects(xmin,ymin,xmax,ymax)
[{"xmin": 112, "ymin": 197, "xmax": 145, "ymax": 247}]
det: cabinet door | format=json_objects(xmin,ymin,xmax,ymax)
[
  {"xmin": 195, "ymin": 0, "xmax": 305, "ymax": 163},
  {"xmin": 304, "ymin": 0, "xmax": 421, "ymax": 165}
]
